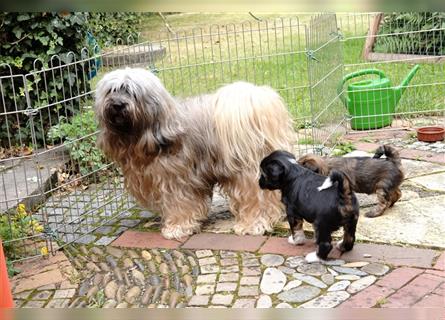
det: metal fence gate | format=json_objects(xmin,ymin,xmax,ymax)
[
  {"xmin": 1, "ymin": 13, "xmax": 444, "ymax": 263},
  {"xmin": 306, "ymin": 14, "xmax": 345, "ymax": 154}
]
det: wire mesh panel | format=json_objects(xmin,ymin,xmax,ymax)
[
  {"xmin": 150, "ymin": 17, "xmax": 315, "ymax": 154},
  {"xmin": 306, "ymin": 13, "xmax": 345, "ymax": 154},
  {"xmin": 0, "ymin": 46, "xmax": 138, "ymax": 262}
]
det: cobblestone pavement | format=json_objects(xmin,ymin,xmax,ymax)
[
  {"xmin": 11, "ymin": 243, "xmax": 445, "ymax": 308},
  {"xmin": 380, "ymin": 139, "xmax": 445, "ymax": 154}
]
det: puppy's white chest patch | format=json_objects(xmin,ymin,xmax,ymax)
[
  {"xmin": 317, "ymin": 176, "xmax": 333, "ymax": 191},
  {"xmin": 287, "ymin": 158, "xmax": 297, "ymax": 164}
]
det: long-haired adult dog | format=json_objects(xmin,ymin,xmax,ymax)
[
  {"xmin": 298, "ymin": 145, "xmax": 404, "ymax": 218},
  {"xmin": 95, "ymin": 68, "xmax": 294, "ymax": 240},
  {"xmin": 259, "ymin": 150, "xmax": 359, "ymax": 262}
]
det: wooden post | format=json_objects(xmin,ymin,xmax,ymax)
[{"xmin": 363, "ymin": 13, "xmax": 383, "ymax": 61}]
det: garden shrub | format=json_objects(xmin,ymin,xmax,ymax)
[
  {"xmin": 86, "ymin": 13, "xmax": 153, "ymax": 47},
  {"xmin": 0, "ymin": 12, "xmax": 92, "ymax": 149},
  {"xmin": 0, "ymin": 12, "xmax": 153, "ymax": 150},
  {"xmin": 47, "ymin": 108, "xmax": 108, "ymax": 176},
  {"xmin": 374, "ymin": 12, "xmax": 445, "ymax": 56}
]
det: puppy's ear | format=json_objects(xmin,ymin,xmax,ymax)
[
  {"xmin": 266, "ymin": 158, "xmax": 290, "ymax": 179},
  {"xmin": 298, "ymin": 155, "xmax": 328, "ymax": 175}
]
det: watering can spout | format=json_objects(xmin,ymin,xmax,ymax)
[{"xmin": 396, "ymin": 64, "xmax": 420, "ymax": 98}]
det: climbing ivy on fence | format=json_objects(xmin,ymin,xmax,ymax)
[
  {"xmin": 0, "ymin": 12, "xmax": 91, "ymax": 148},
  {"xmin": 0, "ymin": 12, "xmax": 153, "ymax": 149}
]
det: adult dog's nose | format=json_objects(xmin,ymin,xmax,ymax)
[{"xmin": 111, "ymin": 102, "xmax": 126, "ymax": 111}]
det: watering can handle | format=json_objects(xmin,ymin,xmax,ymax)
[{"xmin": 338, "ymin": 69, "xmax": 386, "ymax": 105}]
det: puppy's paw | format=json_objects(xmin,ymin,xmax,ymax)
[
  {"xmin": 288, "ymin": 235, "xmax": 296, "ymax": 245},
  {"xmin": 365, "ymin": 208, "xmax": 384, "ymax": 218},
  {"xmin": 305, "ymin": 251, "xmax": 323, "ymax": 263},
  {"xmin": 288, "ymin": 230, "xmax": 306, "ymax": 245},
  {"xmin": 336, "ymin": 239, "xmax": 345, "ymax": 251}
]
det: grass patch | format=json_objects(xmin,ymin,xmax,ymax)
[
  {"xmin": 140, "ymin": 14, "xmax": 441, "ymax": 121},
  {"xmin": 298, "ymin": 137, "xmax": 322, "ymax": 145}
]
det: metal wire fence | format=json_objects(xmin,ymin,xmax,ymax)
[{"xmin": 1, "ymin": 13, "xmax": 444, "ymax": 262}]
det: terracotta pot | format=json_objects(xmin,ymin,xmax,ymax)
[{"xmin": 416, "ymin": 126, "xmax": 445, "ymax": 142}]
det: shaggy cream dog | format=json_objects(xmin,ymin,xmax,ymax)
[{"xmin": 95, "ymin": 68, "xmax": 294, "ymax": 239}]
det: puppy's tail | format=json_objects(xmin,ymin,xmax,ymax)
[
  {"xmin": 318, "ymin": 170, "xmax": 355, "ymax": 217},
  {"xmin": 373, "ymin": 145, "xmax": 402, "ymax": 169}
]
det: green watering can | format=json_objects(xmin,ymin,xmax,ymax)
[{"xmin": 338, "ymin": 65, "xmax": 420, "ymax": 130}]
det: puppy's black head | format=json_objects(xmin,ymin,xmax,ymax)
[{"xmin": 259, "ymin": 150, "xmax": 296, "ymax": 190}]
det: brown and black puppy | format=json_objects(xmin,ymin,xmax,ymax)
[
  {"xmin": 298, "ymin": 145, "xmax": 404, "ymax": 218},
  {"xmin": 259, "ymin": 150, "xmax": 359, "ymax": 262}
]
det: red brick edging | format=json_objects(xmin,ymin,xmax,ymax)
[{"xmin": 112, "ymin": 231, "xmax": 442, "ymax": 270}]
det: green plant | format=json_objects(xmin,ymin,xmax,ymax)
[
  {"xmin": 48, "ymin": 109, "xmax": 108, "ymax": 176},
  {"xmin": 0, "ymin": 12, "xmax": 93, "ymax": 148},
  {"xmin": 374, "ymin": 12, "xmax": 445, "ymax": 56},
  {"xmin": 88, "ymin": 289, "xmax": 106, "ymax": 308},
  {"xmin": 0, "ymin": 204, "xmax": 44, "ymax": 260},
  {"xmin": 331, "ymin": 141, "xmax": 356, "ymax": 156},
  {"xmin": 6, "ymin": 259, "xmax": 20, "ymax": 278},
  {"xmin": 375, "ymin": 297, "xmax": 388, "ymax": 307},
  {"xmin": 86, "ymin": 13, "xmax": 153, "ymax": 47},
  {"xmin": 298, "ymin": 137, "xmax": 322, "ymax": 145}
]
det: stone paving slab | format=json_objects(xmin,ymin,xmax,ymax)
[
  {"xmin": 0, "ymin": 147, "xmax": 68, "ymax": 212},
  {"xmin": 258, "ymin": 237, "xmax": 342, "ymax": 258},
  {"xmin": 111, "ymin": 230, "xmax": 185, "ymax": 249},
  {"xmin": 181, "ymin": 233, "xmax": 266, "ymax": 252},
  {"xmin": 11, "ymin": 251, "xmax": 78, "ymax": 294},
  {"xmin": 355, "ymin": 195, "xmax": 445, "ymax": 249},
  {"xmin": 402, "ymin": 159, "xmax": 445, "ymax": 179},
  {"xmin": 434, "ymin": 252, "xmax": 445, "ymax": 270},
  {"xmin": 340, "ymin": 244, "xmax": 438, "ymax": 269},
  {"xmin": 409, "ymin": 172, "xmax": 445, "ymax": 192}
]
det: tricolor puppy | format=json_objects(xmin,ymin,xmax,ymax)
[
  {"xmin": 259, "ymin": 150, "xmax": 360, "ymax": 262},
  {"xmin": 298, "ymin": 145, "xmax": 404, "ymax": 218}
]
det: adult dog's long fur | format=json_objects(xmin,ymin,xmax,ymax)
[
  {"xmin": 95, "ymin": 68, "xmax": 294, "ymax": 239},
  {"xmin": 298, "ymin": 145, "xmax": 404, "ymax": 217}
]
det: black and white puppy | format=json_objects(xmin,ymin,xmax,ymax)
[{"xmin": 259, "ymin": 150, "xmax": 360, "ymax": 262}]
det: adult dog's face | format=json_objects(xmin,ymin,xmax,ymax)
[
  {"xmin": 259, "ymin": 150, "xmax": 294, "ymax": 190},
  {"xmin": 100, "ymin": 86, "xmax": 136, "ymax": 133},
  {"xmin": 95, "ymin": 68, "xmax": 169, "ymax": 136}
]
